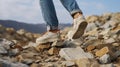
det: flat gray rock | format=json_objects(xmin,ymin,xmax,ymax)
[
  {"xmin": 0, "ymin": 58, "xmax": 28, "ymax": 67},
  {"xmin": 59, "ymin": 47, "xmax": 94, "ymax": 60},
  {"xmin": 99, "ymin": 54, "xmax": 111, "ymax": 64},
  {"xmin": 0, "ymin": 47, "xmax": 7, "ymax": 54}
]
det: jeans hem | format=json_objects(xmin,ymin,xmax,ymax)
[
  {"xmin": 70, "ymin": 10, "xmax": 83, "ymax": 16},
  {"xmin": 47, "ymin": 25, "xmax": 58, "ymax": 31}
]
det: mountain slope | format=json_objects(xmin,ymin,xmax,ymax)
[{"xmin": 0, "ymin": 20, "xmax": 71, "ymax": 33}]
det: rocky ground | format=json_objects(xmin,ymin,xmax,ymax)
[{"xmin": 0, "ymin": 12, "xmax": 120, "ymax": 67}]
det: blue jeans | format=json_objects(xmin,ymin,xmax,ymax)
[{"xmin": 40, "ymin": 0, "xmax": 82, "ymax": 30}]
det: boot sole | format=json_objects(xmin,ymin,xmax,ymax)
[{"xmin": 72, "ymin": 21, "xmax": 88, "ymax": 39}]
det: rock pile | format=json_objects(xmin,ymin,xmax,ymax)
[
  {"xmin": 0, "ymin": 12, "xmax": 120, "ymax": 67},
  {"xmin": 60, "ymin": 12, "xmax": 120, "ymax": 67},
  {"xmin": 0, "ymin": 25, "xmax": 41, "ymax": 42}
]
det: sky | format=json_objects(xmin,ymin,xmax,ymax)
[{"xmin": 0, "ymin": 0, "xmax": 120, "ymax": 24}]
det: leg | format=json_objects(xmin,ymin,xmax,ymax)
[
  {"xmin": 36, "ymin": 0, "xmax": 60, "ymax": 45},
  {"xmin": 40, "ymin": 0, "xmax": 59, "ymax": 30},
  {"xmin": 60, "ymin": 0, "xmax": 82, "ymax": 16},
  {"xmin": 60, "ymin": 0, "xmax": 88, "ymax": 39}
]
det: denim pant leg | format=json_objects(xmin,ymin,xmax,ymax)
[
  {"xmin": 60, "ymin": 0, "xmax": 82, "ymax": 16},
  {"xmin": 40, "ymin": 0, "xmax": 58, "ymax": 30}
]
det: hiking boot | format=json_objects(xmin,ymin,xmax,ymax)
[
  {"xmin": 36, "ymin": 30, "xmax": 60, "ymax": 44},
  {"xmin": 67, "ymin": 16, "xmax": 88, "ymax": 39}
]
